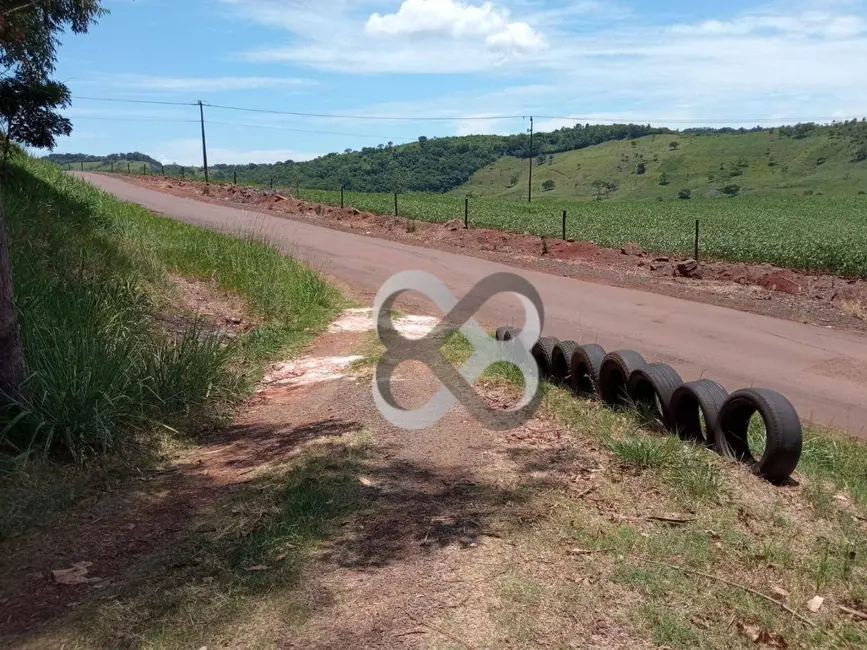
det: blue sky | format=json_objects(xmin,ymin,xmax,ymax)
[{"xmin": 53, "ymin": 0, "xmax": 867, "ymax": 165}]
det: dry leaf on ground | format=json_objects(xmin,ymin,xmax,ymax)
[{"xmin": 50, "ymin": 562, "xmax": 101, "ymax": 586}]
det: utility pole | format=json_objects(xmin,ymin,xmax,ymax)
[
  {"xmin": 528, "ymin": 116, "xmax": 534, "ymax": 203},
  {"xmin": 198, "ymin": 100, "xmax": 209, "ymax": 186}
]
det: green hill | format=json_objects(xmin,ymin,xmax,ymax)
[{"xmin": 457, "ymin": 122, "xmax": 867, "ymax": 200}]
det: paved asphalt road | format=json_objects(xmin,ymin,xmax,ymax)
[{"xmin": 77, "ymin": 172, "xmax": 867, "ymax": 436}]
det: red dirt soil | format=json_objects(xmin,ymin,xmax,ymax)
[{"xmin": 122, "ymin": 175, "xmax": 867, "ymax": 330}]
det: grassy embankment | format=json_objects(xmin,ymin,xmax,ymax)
[{"xmin": 0, "ymin": 155, "xmax": 342, "ymax": 535}]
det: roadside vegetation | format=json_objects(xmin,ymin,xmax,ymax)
[
  {"xmin": 429, "ymin": 333, "xmax": 867, "ymax": 648},
  {"xmin": 0, "ymin": 156, "xmax": 341, "ymax": 537},
  {"xmin": 292, "ymin": 187, "xmax": 867, "ymax": 276}
]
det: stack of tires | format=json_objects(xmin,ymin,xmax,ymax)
[{"xmin": 494, "ymin": 329, "xmax": 802, "ymax": 484}]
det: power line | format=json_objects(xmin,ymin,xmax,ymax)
[
  {"xmin": 535, "ymin": 114, "xmax": 862, "ymax": 124},
  {"xmin": 70, "ymin": 95, "xmax": 864, "ymax": 126},
  {"xmin": 206, "ymin": 119, "xmax": 414, "ymax": 142},
  {"xmin": 74, "ymin": 95, "xmax": 198, "ymax": 107},
  {"xmin": 72, "ymin": 95, "xmax": 522, "ymax": 121},
  {"xmin": 69, "ymin": 116, "xmax": 200, "ymax": 124},
  {"xmin": 202, "ymin": 102, "xmax": 524, "ymax": 122}
]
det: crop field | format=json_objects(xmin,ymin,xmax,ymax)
[{"xmin": 297, "ymin": 188, "xmax": 867, "ymax": 277}]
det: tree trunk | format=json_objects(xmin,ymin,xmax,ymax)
[{"xmin": 0, "ymin": 189, "xmax": 24, "ymax": 404}]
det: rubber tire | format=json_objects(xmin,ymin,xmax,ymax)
[
  {"xmin": 626, "ymin": 363, "xmax": 683, "ymax": 431},
  {"xmin": 496, "ymin": 326, "xmax": 517, "ymax": 342},
  {"xmin": 500, "ymin": 327, "xmax": 519, "ymax": 342},
  {"xmin": 599, "ymin": 350, "xmax": 647, "ymax": 409},
  {"xmin": 551, "ymin": 340, "xmax": 580, "ymax": 384},
  {"xmin": 531, "ymin": 337, "xmax": 560, "ymax": 380},
  {"xmin": 717, "ymin": 388, "xmax": 802, "ymax": 484},
  {"xmin": 570, "ymin": 344, "xmax": 606, "ymax": 397},
  {"xmin": 669, "ymin": 380, "xmax": 729, "ymax": 450}
]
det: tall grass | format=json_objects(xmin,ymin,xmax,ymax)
[{"xmin": 0, "ymin": 156, "xmax": 340, "ymax": 461}]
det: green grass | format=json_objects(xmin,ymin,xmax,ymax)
[
  {"xmin": 293, "ymin": 186, "xmax": 867, "ymax": 276},
  {"xmin": 0, "ymin": 155, "xmax": 340, "ymax": 482},
  {"xmin": 460, "ymin": 130, "xmax": 867, "ymax": 201}
]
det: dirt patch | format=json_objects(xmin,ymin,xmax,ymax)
[
  {"xmin": 121, "ymin": 174, "xmax": 867, "ymax": 332},
  {"xmin": 154, "ymin": 274, "xmax": 255, "ymax": 339}
]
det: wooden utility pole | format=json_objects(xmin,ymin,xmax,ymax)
[
  {"xmin": 198, "ymin": 100, "xmax": 209, "ymax": 186},
  {"xmin": 528, "ymin": 116, "xmax": 534, "ymax": 203}
]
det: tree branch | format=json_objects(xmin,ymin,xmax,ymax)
[{"xmin": 1, "ymin": 1, "xmax": 41, "ymax": 17}]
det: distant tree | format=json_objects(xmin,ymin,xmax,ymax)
[
  {"xmin": 508, "ymin": 173, "xmax": 519, "ymax": 187},
  {"xmin": 669, "ymin": 141, "xmax": 680, "ymax": 150},
  {"xmin": 542, "ymin": 179, "xmax": 556, "ymax": 191},
  {"xmin": 418, "ymin": 136, "xmax": 428, "ymax": 144},
  {"xmin": 720, "ymin": 184, "xmax": 741, "ymax": 197},
  {"xmin": 591, "ymin": 179, "xmax": 617, "ymax": 200},
  {"xmin": 631, "ymin": 140, "xmax": 637, "ymax": 148},
  {"xmin": 536, "ymin": 153, "xmax": 547, "ymax": 166},
  {"xmin": 852, "ymin": 147, "xmax": 867, "ymax": 163},
  {"xmin": 658, "ymin": 172, "xmax": 669, "ymax": 185},
  {"xmin": 636, "ymin": 161, "xmax": 646, "ymax": 175},
  {"xmin": 678, "ymin": 188, "xmax": 692, "ymax": 199}
]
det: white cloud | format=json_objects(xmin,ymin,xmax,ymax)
[
  {"xmin": 221, "ymin": 1, "xmax": 867, "ymax": 126},
  {"xmin": 107, "ymin": 74, "xmax": 316, "ymax": 92},
  {"xmin": 673, "ymin": 10, "xmax": 866, "ymax": 38},
  {"xmin": 366, "ymin": 0, "xmax": 544, "ymax": 51},
  {"xmin": 227, "ymin": 0, "xmax": 545, "ymax": 72},
  {"xmin": 149, "ymin": 138, "xmax": 320, "ymax": 166}
]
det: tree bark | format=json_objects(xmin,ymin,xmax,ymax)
[{"xmin": 0, "ymin": 188, "xmax": 24, "ymax": 404}]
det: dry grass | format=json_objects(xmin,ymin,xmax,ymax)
[{"xmin": 840, "ymin": 298, "xmax": 867, "ymax": 321}]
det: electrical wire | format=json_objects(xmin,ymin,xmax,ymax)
[
  {"xmin": 202, "ymin": 102, "xmax": 525, "ymax": 121},
  {"xmin": 74, "ymin": 95, "xmax": 198, "ymax": 107},
  {"xmin": 68, "ymin": 116, "xmax": 200, "ymax": 124},
  {"xmin": 71, "ymin": 96, "xmax": 864, "ymax": 126},
  {"xmin": 534, "ymin": 115, "xmax": 862, "ymax": 124},
  {"xmin": 206, "ymin": 119, "xmax": 414, "ymax": 141}
]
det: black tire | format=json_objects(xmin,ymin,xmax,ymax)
[
  {"xmin": 496, "ymin": 326, "xmax": 517, "ymax": 341},
  {"xmin": 599, "ymin": 350, "xmax": 647, "ymax": 408},
  {"xmin": 669, "ymin": 380, "xmax": 729, "ymax": 450},
  {"xmin": 500, "ymin": 327, "xmax": 519, "ymax": 342},
  {"xmin": 717, "ymin": 388, "xmax": 802, "ymax": 483},
  {"xmin": 626, "ymin": 363, "xmax": 683, "ymax": 431},
  {"xmin": 531, "ymin": 337, "xmax": 559, "ymax": 380},
  {"xmin": 551, "ymin": 340, "xmax": 579, "ymax": 384},
  {"xmin": 570, "ymin": 344, "xmax": 606, "ymax": 397}
]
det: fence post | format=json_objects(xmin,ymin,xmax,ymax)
[
  {"xmin": 233, "ymin": 171, "xmax": 237, "ymax": 185},
  {"xmin": 341, "ymin": 186, "xmax": 344, "ymax": 209},
  {"xmin": 181, "ymin": 166, "xmax": 185, "ymax": 178},
  {"xmin": 464, "ymin": 198, "xmax": 469, "ymax": 228},
  {"xmin": 269, "ymin": 178, "xmax": 273, "ymax": 189},
  {"xmin": 161, "ymin": 164, "xmax": 165, "ymax": 175},
  {"xmin": 562, "ymin": 210, "xmax": 567, "ymax": 240},
  {"xmin": 110, "ymin": 161, "xmax": 113, "ymax": 173},
  {"xmin": 394, "ymin": 192, "xmax": 398, "ymax": 217},
  {"xmin": 694, "ymin": 220, "xmax": 700, "ymax": 262},
  {"xmin": 80, "ymin": 161, "xmax": 84, "ymax": 171},
  {"xmin": 143, "ymin": 164, "xmax": 146, "ymax": 175}
]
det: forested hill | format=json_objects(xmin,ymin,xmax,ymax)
[
  {"xmin": 46, "ymin": 151, "xmax": 161, "ymax": 166},
  {"xmin": 209, "ymin": 123, "xmax": 671, "ymax": 192}
]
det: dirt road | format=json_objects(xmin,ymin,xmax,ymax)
[{"xmin": 76, "ymin": 172, "xmax": 867, "ymax": 436}]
